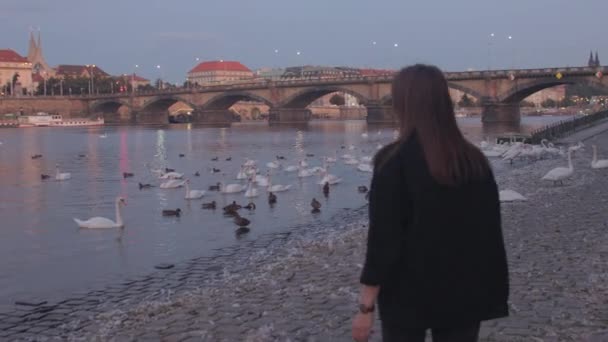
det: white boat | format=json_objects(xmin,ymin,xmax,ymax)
[{"xmin": 19, "ymin": 113, "xmax": 104, "ymax": 127}]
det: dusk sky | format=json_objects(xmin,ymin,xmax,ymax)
[{"xmin": 1, "ymin": 0, "xmax": 606, "ymax": 83}]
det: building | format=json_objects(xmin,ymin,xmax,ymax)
[
  {"xmin": 27, "ymin": 31, "xmax": 54, "ymax": 77},
  {"xmin": 0, "ymin": 49, "xmax": 33, "ymax": 95},
  {"xmin": 55, "ymin": 64, "xmax": 110, "ymax": 79},
  {"xmin": 524, "ymin": 85, "xmax": 566, "ymax": 107},
  {"xmin": 123, "ymin": 74, "xmax": 150, "ymax": 89},
  {"xmin": 187, "ymin": 60, "xmax": 253, "ymax": 85}
]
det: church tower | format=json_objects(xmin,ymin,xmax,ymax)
[
  {"xmin": 595, "ymin": 51, "xmax": 600, "ymax": 67},
  {"xmin": 26, "ymin": 30, "xmax": 54, "ymax": 76},
  {"xmin": 588, "ymin": 51, "xmax": 595, "ymax": 67}
]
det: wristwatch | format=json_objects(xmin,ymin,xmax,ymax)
[{"xmin": 358, "ymin": 304, "xmax": 375, "ymax": 314}]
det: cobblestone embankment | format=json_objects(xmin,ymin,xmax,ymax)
[{"xmin": 2, "ymin": 132, "xmax": 608, "ymax": 341}]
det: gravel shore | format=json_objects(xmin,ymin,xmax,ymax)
[{"xmin": 2, "ymin": 131, "xmax": 608, "ymax": 341}]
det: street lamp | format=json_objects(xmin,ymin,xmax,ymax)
[
  {"xmin": 296, "ymin": 51, "xmax": 303, "ymax": 78},
  {"xmin": 156, "ymin": 65, "xmax": 162, "ymax": 89},
  {"xmin": 132, "ymin": 64, "xmax": 139, "ymax": 94},
  {"xmin": 488, "ymin": 33, "xmax": 495, "ymax": 71}
]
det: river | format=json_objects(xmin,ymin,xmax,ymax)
[{"xmin": 0, "ymin": 116, "xmax": 564, "ymax": 310}]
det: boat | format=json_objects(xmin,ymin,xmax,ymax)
[{"xmin": 18, "ymin": 113, "xmax": 104, "ymax": 127}]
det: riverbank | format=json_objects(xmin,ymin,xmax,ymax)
[{"xmin": 2, "ymin": 131, "xmax": 608, "ymax": 341}]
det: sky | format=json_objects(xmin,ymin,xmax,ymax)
[{"xmin": 1, "ymin": 0, "xmax": 606, "ymax": 83}]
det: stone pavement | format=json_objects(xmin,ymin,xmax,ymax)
[{"xmin": 2, "ymin": 133, "xmax": 608, "ymax": 341}]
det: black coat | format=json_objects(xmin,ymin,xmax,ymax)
[{"xmin": 360, "ymin": 135, "xmax": 509, "ymax": 329}]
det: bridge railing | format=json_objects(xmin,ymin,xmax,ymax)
[{"xmin": 530, "ymin": 108, "xmax": 608, "ymax": 144}]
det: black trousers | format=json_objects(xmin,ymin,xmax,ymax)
[{"xmin": 381, "ymin": 322, "xmax": 480, "ymax": 342}]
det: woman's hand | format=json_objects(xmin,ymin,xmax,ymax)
[{"xmin": 352, "ymin": 312, "xmax": 374, "ymax": 342}]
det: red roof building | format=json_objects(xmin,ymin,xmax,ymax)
[
  {"xmin": 187, "ymin": 60, "xmax": 254, "ymax": 85},
  {"xmin": 55, "ymin": 64, "xmax": 110, "ymax": 79},
  {"xmin": 0, "ymin": 49, "xmax": 33, "ymax": 95}
]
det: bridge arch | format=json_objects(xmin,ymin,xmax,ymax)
[
  {"xmin": 378, "ymin": 82, "xmax": 483, "ymax": 106},
  {"xmin": 201, "ymin": 91, "xmax": 274, "ymax": 110},
  {"xmin": 499, "ymin": 77, "xmax": 608, "ymax": 103},
  {"xmin": 279, "ymin": 86, "xmax": 370, "ymax": 108},
  {"xmin": 141, "ymin": 95, "xmax": 197, "ymax": 113},
  {"xmin": 90, "ymin": 99, "xmax": 132, "ymax": 123}
]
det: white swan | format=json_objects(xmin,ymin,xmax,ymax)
[
  {"xmin": 160, "ymin": 172, "xmax": 184, "ymax": 180},
  {"xmin": 341, "ymin": 153, "xmax": 354, "ymax": 160},
  {"xmin": 74, "ymin": 197, "xmax": 126, "ymax": 229},
  {"xmin": 184, "ymin": 180, "xmax": 205, "ymax": 199},
  {"xmin": 357, "ymin": 164, "xmax": 373, "ymax": 173},
  {"xmin": 344, "ymin": 158, "xmax": 359, "ymax": 165},
  {"xmin": 236, "ymin": 166, "xmax": 249, "ymax": 180},
  {"xmin": 361, "ymin": 132, "xmax": 369, "ymax": 139},
  {"xmin": 542, "ymin": 150, "xmax": 573, "ymax": 185},
  {"xmin": 244, "ymin": 159, "xmax": 257, "ymax": 167},
  {"xmin": 244, "ymin": 178, "xmax": 259, "ymax": 198},
  {"xmin": 160, "ymin": 179, "xmax": 186, "ymax": 189},
  {"xmin": 55, "ymin": 164, "xmax": 72, "ymax": 181},
  {"xmin": 99, "ymin": 133, "xmax": 107, "ymax": 139},
  {"xmin": 255, "ymin": 171, "xmax": 270, "ymax": 187},
  {"xmin": 325, "ymin": 156, "xmax": 337, "ymax": 163},
  {"xmin": 267, "ymin": 175, "xmax": 291, "ymax": 192},
  {"xmin": 266, "ymin": 160, "xmax": 281, "ymax": 169},
  {"xmin": 591, "ymin": 145, "xmax": 608, "ymax": 169},
  {"xmin": 360, "ymin": 156, "xmax": 372, "ymax": 163},
  {"xmin": 221, "ymin": 182, "xmax": 246, "ymax": 194},
  {"xmin": 318, "ymin": 167, "xmax": 342, "ymax": 185},
  {"xmin": 284, "ymin": 165, "xmax": 299, "ymax": 172},
  {"xmin": 502, "ymin": 143, "xmax": 523, "ymax": 164},
  {"xmin": 499, "ymin": 190, "xmax": 527, "ymax": 202},
  {"xmin": 568, "ymin": 141, "xmax": 585, "ymax": 155}
]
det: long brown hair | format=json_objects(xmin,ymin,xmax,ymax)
[{"xmin": 386, "ymin": 64, "xmax": 490, "ymax": 185}]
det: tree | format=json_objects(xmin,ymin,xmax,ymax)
[
  {"xmin": 458, "ymin": 94, "xmax": 475, "ymax": 107},
  {"xmin": 520, "ymin": 100, "xmax": 535, "ymax": 108},
  {"xmin": 541, "ymin": 98, "xmax": 557, "ymax": 108},
  {"xmin": 329, "ymin": 94, "xmax": 345, "ymax": 106}
]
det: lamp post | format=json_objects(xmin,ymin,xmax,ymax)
[
  {"xmin": 487, "ymin": 33, "xmax": 495, "ymax": 71},
  {"xmin": 132, "ymin": 64, "xmax": 139, "ymax": 94},
  {"xmin": 42, "ymin": 71, "xmax": 47, "ymax": 96},
  {"xmin": 156, "ymin": 65, "xmax": 162, "ymax": 90},
  {"xmin": 507, "ymin": 35, "xmax": 515, "ymax": 69},
  {"xmin": 296, "ymin": 51, "xmax": 302, "ymax": 78}
]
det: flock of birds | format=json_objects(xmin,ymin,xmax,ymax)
[
  {"xmin": 29, "ymin": 130, "xmax": 390, "ymax": 235},
  {"xmin": 12, "ymin": 128, "xmax": 608, "ymax": 233},
  {"xmin": 479, "ymin": 138, "xmax": 608, "ymax": 202}
]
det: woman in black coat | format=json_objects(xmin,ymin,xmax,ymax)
[{"xmin": 352, "ymin": 64, "xmax": 509, "ymax": 342}]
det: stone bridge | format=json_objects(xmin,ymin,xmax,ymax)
[{"xmin": 1, "ymin": 66, "xmax": 607, "ymax": 124}]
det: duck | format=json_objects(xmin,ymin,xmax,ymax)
[
  {"xmin": 358, "ymin": 185, "xmax": 369, "ymax": 193},
  {"xmin": 78, "ymin": 154, "xmax": 86, "ymax": 158},
  {"xmin": 499, "ymin": 189, "xmax": 527, "ymax": 202},
  {"xmin": 276, "ymin": 155, "xmax": 286, "ymax": 160},
  {"xmin": 122, "ymin": 172, "xmax": 134, "ymax": 178},
  {"xmin": 74, "ymin": 197, "xmax": 126, "ymax": 229},
  {"xmin": 541, "ymin": 150, "xmax": 573, "ymax": 185},
  {"xmin": 591, "ymin": 145, "xmax": 608, "ymax": 169},
  {"xmin": 179, "ymin": 153, "xmax": 185, "ymax": 157},
  {"xmin": 306, "ymin": 153, "xmax": 315, "ymax": 158},
  {"xmin": 162, "ymin": 208, "xmax": 181, "ymax": 217},
  {"xmin": 208, "ymin": 182, "xmax": 221, "ymax": 191},
  {"xmin": 184, "ymin": 180, "xmax": 206, "ymax": 199},
  {"xmin": 138, "ymin": 182, "xmax": 154, "ymax": 189},
  {"xmin": 235, "ymin": 227, "xmax": 250, "ymax": 236},
  {"xmin": 244, "ymin": 202, "xmax": 257, "ymax": 210},
  {"xmin": 223, "ymin": 201, "xmax": 242, "ymax": 212},
  {"xmin": 225, "ymin": 157, "xmax": 232, "ymax": 161},
  {"xmin": 31, "ymin": 154, "xmax": 42, "ymax": 159},
  {"xmin": 268, "ymin": 192, "xmax": 277, "ymax": 205},
  {"xmin": 194, "ymin": 171, "xmax": 200, "ymax": 177},
  {"xmin": 165, "ymin": 167, "xmax": 175, "ymax": 173},
  {"xmin": 323, "ymin": 182, "xmax": 330, "ymax": 196},
  {"xmin": 160, "ymin": 179, "xmax": 186, "ymax": 189},
  {"xmin": 202, "ymin": 201, "xmax": 216, "ymax": 209},
  {"xmin": 211, "ymin": 157, "xmax": 219, "ymax": 161},
  {"xmin": 212, "ymin": 168, "xmax": 221, "ymax": 173},
  {"xmin": 41, "ymin": 174, "xmax": 50, "ymax": 180},
  {"xmin": 311, "ymin": 198, "xmax": 321, "ymax": 213},
  {"xmin": 55, "ymin": 164, "xmax": 72, "ymax": 181},
  {"xmin": 244, "ymin": 178, "xmax": 259, "ymax": 198},
  {"xmin": 234, "ymin": 213, "xmax": 251, "ymax": 227}
]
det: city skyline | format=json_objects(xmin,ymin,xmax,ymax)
[{"xmin": 0, "ymin": 0, "xmax": 606, "ymax": 82}]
